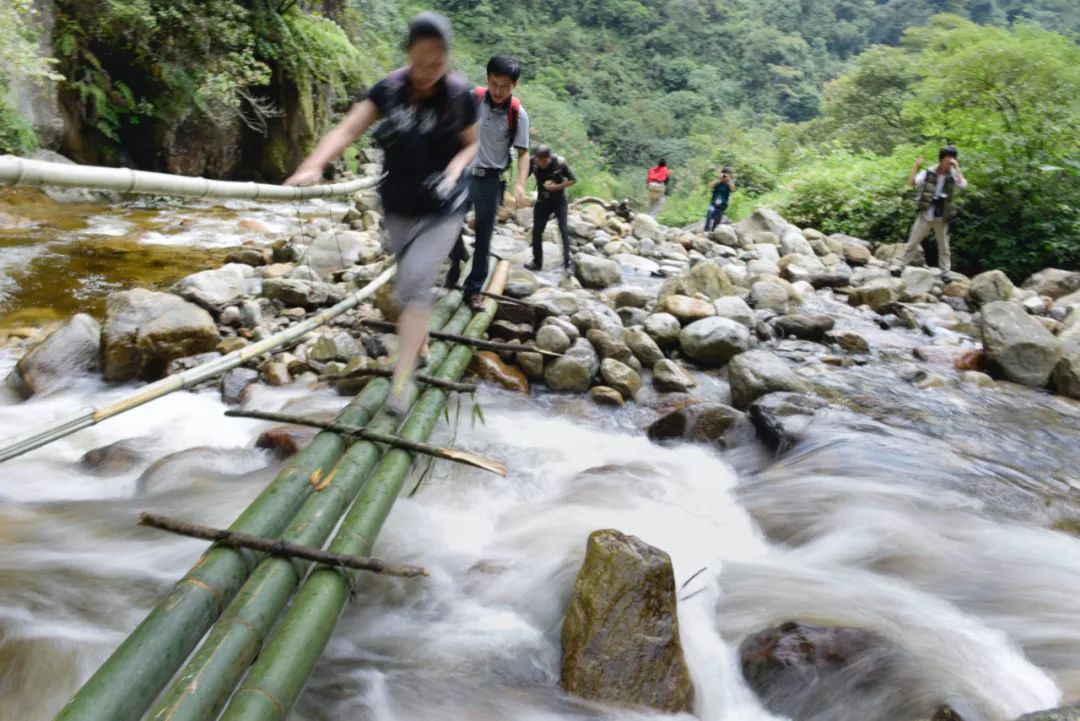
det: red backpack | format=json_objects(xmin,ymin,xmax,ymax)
[{"xmin": 474, "ymin": 86, "xmax": 522, "ymax": 140}]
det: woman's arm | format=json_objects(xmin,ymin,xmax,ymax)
[
  {"xmin": 285, "ymin": 100, "xmax": 380, "ymax": 186},
  {"xmin": 443, "ymin": 124, "xmax": 480, "ymax": 186}
]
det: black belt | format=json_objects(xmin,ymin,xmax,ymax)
[{"xmin": 472, "ymin": 167, "xmax": 504, "ymax": 178}]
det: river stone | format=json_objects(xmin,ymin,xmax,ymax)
[
  {"xmin": 1052, "ymin": 352, "xmax": 1080, "ymax": 400},
  {"xmin": 660, "ymin": 295, "xmax": 715, "ymax": 324},
  {"xmin": 842, "ymin": 242, "xmax": 872, "ymax": 266},
  {"xmin": 825, "ymin": 329, "xmax": 870, "ymax": 353},
  {"xmin": 516, "ymin": 351, "xmax": 545, "ymax": 381},
  {"xmin": 631, "ymin": 213, "xmax": 664, "ymax": 242},
  {"xmin": 1023, "ymin": 268, "xmax": 1080, "ymax": 300},
  {"xmin": 262, "ymin": 361, "xmax": 292, "ymax": 386},
  {"xmin": 261, "ymin": 277, "xmax": 331, "ymax": 310},
  {"xmin": 575, "ymin": 255, "xmax": 622, "ymax": 289},
  {"xmin": 225, "ymin": 247, "xmax": 269, "ymax": 267},
  {"xmin": 536, "ymin": 325, "xmax": 573, "ymax": 354},
  {"xmin": 299, "ymin": 229, "xmax": 382, "ymax": 277},
  {"xmin": 658, "ymin": 260, "xmax": 734, "ymax": 303},
  {"xmin": 617, "ymin": 307, "xmax": 650, "ymax": 327},
  {"xmin": 740, "ymin": 621, "xmax": 918, "ymax": 721},
  {"xmin": 679, "ymin": 317, "xmax": 752, "ymax": 366},
  {"xmin": 587, "ymin": 329, "xmax": 633, "ymax": 364},
  {"xmin": 710, "ymin": 224, "xmax": 739, "ymax": 247},
  {"xmin": 220, "ymin": 367, "xmax": 259, "ymax": 404},
  {"xmin": 1054, "ymin": 289, "xmax": 1080, "ymax": 315},
  {"xmin": 102, "ymin": 289, "xmax": 220, "ymax": 381},
  {"xmin": 588, "ymin": 386, "xmax": 625, "ymax": 407},
  {"xmin": 901, "ymin": 266, "xmax": 938, "ymax": 299},
  {"xmin": 981, "ymin": 301, "xmax": 1063, "ymax": 387},
  {"xmin": 652, "ymin": 359, "xmax": 695, "ymax": 393},
  {"xmin": 713, "ymin": 296, "xmax": 755, "ymax": 329},
  {"xmin": 468, "ymin": 351, "xmax": 528, "ymax": 393},
  {"xmin": 780, "ymin": 230, "xmax": 814, "ymax": 257},
  {"xmin": 772, "ymin": 314, "xmax": 835, "ymax": 342},
  {"xmin": 614, "ymin": 287, "xmax": 652, "ymax": 309},
  {"xmin": 309, "ymin": 332, "xmax": 360, "ymax": 363},
  {"xmin": 969, "ymin": 270, "xmax": 1016, "ymax": 307},
  {"xmin": 1017, "ymin": 704, "xmax": 1080, "ymax": 721},
  {"xmin": 79, "ymin": 437, "xmax": 150, "ymax": 476},
  {"xmin": 600, "ymin": 358, "xmax": 642, "ymax": 400},
  {"xmin": 848, "ymin": 278, "xmax": 904, "ymax": 312},
  {"xmin": 749, "ymin": 280, "xmax": 791, "ymax": 313},
  {"xmin": 623, "ymin": 328, "xmax": 664, "ymax": 368},
  {"xmin": 544, "ymin": 338, "xmax": 599, "ymax": 392},
  {"xmin": 644, "ymin": 313, "xmax": 682, "ymax": 349},
  {"xmin": 736, "ymin": 208, "xmax": 791, "ymax": 245},
  {"xmin": 488, "ymin": 320, "xmax": 534, "ymax": 344},
  {"xmin": 729, "ymin": 350, "xmax": 809, "ymax": 410},
  {"xmin": 749, "ymin": 392, "xmax": 828, "ymax": 451},
  {"xmin": 1059, "ymin": 310, "xmax": 1080, "ymax": 350},
  {"xmin": 647, "ymin": 402, "xmax": 746, "ymax": 448},
  {"xmin": 173, "ymin": 264, "xmax": 252, "ymax": 310},
  {"xmin": 257, "ymin": 425, "xmax": 320, "ymax": 460},
  {"xmin": 505, "ymin": 269, "xmax": 540, "ymax": 299},
  {"xmin": 527, "ymin": 289, "xmax": 580, "ymax": 318},
  {"xmin": 7, "ymin": 313, "xmax": 101, "ymax": 397},
  {"xmin": 542, "ymin": 315, "xmax": 581, "ymax": 342},
  {"xmin": 560, "ymin": 529, "xmax": 694, "ymax": 713}
]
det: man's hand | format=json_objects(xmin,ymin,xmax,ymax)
[
  {"xmin": 514, "ymin": 183, "xmax": 526, "ymax": 208},
  {"xmin": 544, "ymin": 180, "xmax": 556, "ymax": 191},
  {"xmin": 947, "ymin": 157, "xmax": 959, "ymax": 170},
  {"xmin": 283, "ymin": 166, "xmax": 323, "ymax": 186},
  {"xmin": 914, "ymin": 156, "xmax": 924, "ymax": 168}
]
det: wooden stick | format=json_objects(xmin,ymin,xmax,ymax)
[
  {"xmin": 138, "ymin": 512, "xmax": 426, "ymax": 577},
  {"xmin": 447, "ymin": 287, "xmax": 543, "ymax": 309},
  {"xmin": 225, "ymin": 409, "xmax": 508, "ymax": 476},
  {"xmin": 327, "ymin": 366, "xmax": 478, "ymax": 393},
  {"xmin": 358, "ymin": 318, "xmax": 561, "ymax": 357}
]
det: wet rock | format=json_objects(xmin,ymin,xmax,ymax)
[
  {"xmin": 467, "ymin": 351, "xmax": 528, "ymax": 393},
  {"xmin": 262, "ymin": 361, "xmax": 293, "ymax": 386},
  {"xmin": 221, "ymin": 367, "xmax": 260, "ymax": 404},
  {"xmin": 959, "ymin": 370, "xmax": 995, "ymax": 387},
  {"xmin": 216, "ymin": 337, "xmax": 247, "ymax": 354},
  {"xmin": 600, "ymin": 358, "xmax": 642, "ymax": 400},
  {"xmin": 1053, "ymin": 352, "xmax": 1080, "ymax": 400},
  {"xmin": 660, "ymin": 294, "xmax": 715, "ymax": 324},
  {"xmin": 575, "ymin": 255, "xmax": 622, "ymax": 289},
  {"xmin": 79, "ymin": 437, "xmax": 149, "ymax": 476},
  {"xmin": 679, "ymin": 317, "xmax": 752, "ymax": 366},
  {"xmin": 494, "ymin": 300, "xmax": 536, "ymax": 326},
  {"xmin": 309, "ymin": 333, "xmax": 361, "ymax": 363},
  {"xmin": 749, "ymin": 392, "xmax": 828, "ymax": 451},
  {"xmin": 561, "ymin": 529, "xmax": 694, "ymax": 714},
  {"xmin": 969, "ymin": 270, "xmax": 1015, "ymax": 307},
  {"xmin": 256, "ymin": 425, "xmax": 319, "ymax": 460},
  {"xmin": 981, "ymin": 301, "xmax": 1062, "ymax": 387},
  {"xmin": 1022, "ymin": 269, "xmax": 1080, "ymax": 300},
  {"xmin": 488, "ymin": 320, "xmax": 534, "ymax": 344},
  {"xmin": 571, "ymin": 307, "xmax": 623, "ymax": 337},
  {"xmin": 172, "ymin": 264, "xmax": 252, "ymax": 311},
  {"xmin": 102, "ymin": 289, "xmax": 220, "ymax": 381},
  {"xmin": 587, "ymin": 329, "xmax": 634, "ymax": 364},
  {"xmin": 623, "ymin": 328, "xmax": 664, "ymax": 368},
  {"xmin": 772, "ymin": 314, "xmax": 835, "ymax": 342},
  {"xmin": 644, "ymin": 313, "xmax": 683, "ymax": 349},
  {"xmin": 824, "ymin": 329, "xmax": 870, "ymax": 353},
  {"xmin": 729, "ymin": 350, "xmax": 809, "ymax": 410},
  {"xmin": 542, "ymin": 315, "xmax": 581, "ymax": 342},
  {"xmin": 740, "ymin": 621, "xmax": 918, "ymax": 721},
  {"xmin": 713, "ymin": 296, "xmax": 756, "ymax": 329},
  {"xmin": 954, "ymin": 349, "xmax": 986, "ymax": 371},
  {"xmin": 652, "ymin": 359, "xmax": 695, "ymax": 393},
  {"xmin": 589, "ymin": 386, "xmax": 625, "ymax": 407},
  {"xmin": 544, "ymin": 338, "xmax": 600, "ymax": 392},
  {"xmin": 848, "ymin": 278, "xmax": 903, "ymax": 312},
  {"xmin": 6, "ymin": 314, "xmax": 100, "ymax": 397},
  {"xmin": 808, "ymin": 271, "xmax": 854, "ymax": 289},
  {"xmin": 536, "ymin": 325, "xmax": 573, "ymax": 354},
  {"xmin": 516, "ymin": 351, "xmax": 545, "ymax": 381},
  {"xmin": 1016, "ymin": 703, "xmax": 1080, "ymax": 721},
  {"xmin": 647, "ymin": 402, "xmax": 747, "ymax": 447},
  {"xmin": 261, "ymin": 277, "xmax": 331, "ymax": 310},
  {"xmin": 505, "ymin": 269, "xmax": 540, "ymax": 299}
]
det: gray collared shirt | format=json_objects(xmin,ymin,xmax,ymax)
[{"xmin": 473, "ymin": 96, "xmax": 529, "ymax": 171}]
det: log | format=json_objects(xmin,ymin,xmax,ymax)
[
  {"xmin": 54, "ymin": 293, "xmax": 463, "ymax": 721},
  {"xmin": 358, "ymin": 318, "xmax": 560, "ymax": 357},
  {"xmin": 216, "ymin": 261, "xmax": 511, "ymax": 721},
  {"xmin": 138, "ymin": 513, "xmax": 426, "ymax": 577},
  {"xmin": 226, "ymin": 409, "xmax": 507, "ymax": 476}
]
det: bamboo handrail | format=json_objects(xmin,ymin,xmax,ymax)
[{"xmin": 0, "ymin": 155, "xmax": 378, "ymax": 200}]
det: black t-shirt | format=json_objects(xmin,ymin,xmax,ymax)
[
  {"xmin": 366, "ymin": 69, "xmax": 477, "ymax": 216},
  {"xmin": 530, "ymin": 156, "xmax": 576, "ymax": 201}
]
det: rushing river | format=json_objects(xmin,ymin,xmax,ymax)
[{"xmin": 1, "ymin": 193, "xmax": 1079, "ymax": 721}]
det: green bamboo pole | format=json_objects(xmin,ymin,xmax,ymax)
[
  {"xmin": 53, "ymin": 293, "xmax": 463, "ymax": 721},
  {"xmin": 146, "ymin": 303, "xmax": 474, "ymax": 721},
  {"xmin": 218, "ymin": 262, "xmax": 510, "ymax": 721}
]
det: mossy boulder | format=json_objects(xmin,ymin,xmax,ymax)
[{"xmin": 560, "ymin": 529, "xmax": 694, "ymax": 714}]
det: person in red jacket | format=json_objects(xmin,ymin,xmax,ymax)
[{"xmin": 646, "ymin": 159, "xmax": 670, "ymax": 216}]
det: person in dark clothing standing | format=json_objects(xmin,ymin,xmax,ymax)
[
  {"xmin": 285, "ymin": 13, "xmax": 478, "ymax": 415},
  {"xmin": 704, "ymin": 166, "xmax": 735, "ymax": 232},
  {"xmin": 526, "ymin": 145, "xmax": 576, "ymax": 271}
]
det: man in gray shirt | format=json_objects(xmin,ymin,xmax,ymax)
[{"xmin": 457, "ymin": 55, "xmax": 530, "ymax": 310}]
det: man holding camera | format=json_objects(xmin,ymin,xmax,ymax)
[{"xmin": 900, "ymin": 146, "xmax": 968, "ymax": 274}]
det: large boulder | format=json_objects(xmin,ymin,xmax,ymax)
[
  {"xmin": 102, "ymin": 289, "xmax": 220, "ymax": 381},
  {"xmin": 901, "ymin": 266, "xmax": 938, "ymax": 299},
  {"xmin": 544, "ymin": 338, "xmax": 600, "ymax": 392},
  {"xmin": 6, "ymin": 314, "xmax": 100, "ymax": 397},
  {"xmin": 299, "ymin": 229, "xmax": 383, "ymax": 277},
  {"xmin": 1052, "ymin": 352, "xmax": 1080, "ymax": 400},
  {"xmin": 647, "ymin": 402, "xmax": 748, "ymax": 448},
  {"xmin": 575, "ymin": 255, "xmax": 622, "ymax": 289},
  {"xmin": 679, "ymin": 317, "xmax": 752, "ymax": 366},
  {"xmin": 1022, "ymin": 268, "xmax": 1080, "ymax": 300},
  {"xmin": 561, "ymin": 529, "xmax": 694, "ymax": 714},
  {"xmin": 172, "ymin": 264, "xmax": 252, "ymax": 311},
  {"xmin": 1059, "ymin": 309, "xmax": 1080, "ymax": 350},
  {"xmin": 969, "ymin": 270, "xmax": 1016, "ymax": 307},
  {"xmin": 981, "ymin": 301, "xmax": 1063, "ymax": 387},
  {"xmin": 728, "ymin": 350, "xmax": 809, "ymax": 410},
  {"xmin": 736, "ymin": 208, "xmax": 792, "ymax": 245}
]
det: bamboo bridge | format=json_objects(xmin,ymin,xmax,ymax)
[{"xmin": 0, "ymin": 155, "xmax": 518, "ymax": 721}]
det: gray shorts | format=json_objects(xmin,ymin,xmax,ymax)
[{"xmin": 383, "ymin": 212, "xmax": 465, "ymax": 306}]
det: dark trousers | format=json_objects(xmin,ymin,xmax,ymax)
[
  {"xmin": 704, "ymin": 203, "xmax": 727, "ymax": 232},
  {"xmin": 456, "ymin": 174, "xmax": 502, "ymax": 298},
  {"xmin": 532, "ymin": 193, "xmax": 571, "ymax": 266}
]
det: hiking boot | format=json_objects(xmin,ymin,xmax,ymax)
[{"xmin": 524, "ymin": 261, "xmax": 542, "ymax": 272}]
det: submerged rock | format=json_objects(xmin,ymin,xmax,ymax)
[
  {"xmin": 79, "ymin": 437, "xmax": 151, "ymax": 476},
  {"xmin": 561, "ymin": 529, "xmax": 694, "ymax": 714},
  {"xmin": 647, "ymin": 401, "xmax": 748, "ymax": 448},
  {"xmin": 748, "ymin": 392, "xmax": 827, "ymax": 451}
]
